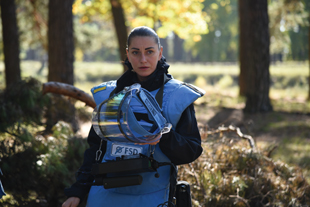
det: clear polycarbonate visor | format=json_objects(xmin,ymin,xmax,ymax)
[{"xmin": 92, "ymin": 83, "xmax": 172, "ymax": 143}]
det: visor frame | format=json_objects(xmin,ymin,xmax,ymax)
[{"xmin": 93, "ymin": 84, "xmax": 172, "ymax": 143}]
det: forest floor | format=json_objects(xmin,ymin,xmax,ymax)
[
  {"xmin": 194, "ymin": 103, "xmax": 310, "ymax": 182},
  {"xmin": 195, "ymin": 103, "xmax": 310, "ymax": 143}
]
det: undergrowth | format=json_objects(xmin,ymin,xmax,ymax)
[
  {"xmin": 178, "ymin": 131, "xmax": 310, "ymax": 207},
  {"xmin": 0, "ymin": 78, "xmax": 89, "ymax": 206}
]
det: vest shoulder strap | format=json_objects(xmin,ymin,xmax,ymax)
[{"xmin": 155, "ymin": 74, "xmax": 170, "ymax": 108}]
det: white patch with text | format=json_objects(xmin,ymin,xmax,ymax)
[{"xmin": 110, "ymin": 143, "xmax": 143, "ymax": 157}]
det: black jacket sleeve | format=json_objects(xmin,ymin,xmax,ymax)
[
  {"xmin": 64, "ymin": 127, "xmax": 106, "ymax": 201},
  {"xmin": 159, "ymin": 104, "xmax": 203, "ymax": 165}
]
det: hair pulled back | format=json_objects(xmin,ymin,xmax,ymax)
[{"xmin": 127, "ymin": 26, "xmax": 161, "ymax": 49}]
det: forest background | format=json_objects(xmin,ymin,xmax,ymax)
[{"xmin": 0, "ymin": 0, "xmax": 310, "ymax": 206}]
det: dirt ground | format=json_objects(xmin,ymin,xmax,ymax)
[
  {"xmin": 194, "ymin": 103, "xmax": 310, "ymax": 182},
  {"xmin": 194, "ymin": 103, "xmax": 310, "ymax": 144}
]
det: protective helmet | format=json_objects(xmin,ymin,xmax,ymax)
[{"xmin": 92, "ymin": 83, "xmax": 171, "ymax": 143}]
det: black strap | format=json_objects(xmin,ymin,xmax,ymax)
[
  {"xmin": 109, "ymin": 87, "xmax": 117, "ymax": 98},
  {"xmin": 155, "ymin": 74, "xmax": 169, "ymax": 108},
  {"xmin": 154, "ymin": 74, "xmax": 176, "ymax": 207},
  {"xmin": 168, "ymin": 163, "xmax": 177, "ymax": 207}
]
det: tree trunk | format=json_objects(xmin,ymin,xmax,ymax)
[
  {"xmin": 238, "ymin": 0, "xmax": 249, "ymax": 96},
  {"xmin": 109, "ymin": 0, "xmax": 128, "ymax": 72},
  {"xmin": 160, "ymin": 37, "xmax": 169, "ymax": 59},
  {"xmin": 173, "ymin": 33, "xmax": 184, "ymax": 62},
  {"xmin": 308, "ymin": 12, "xmax": 310, "ymax": 101},
  {"xmin": 0, "ymin": 0, "xmax": 21, "ymax": 88},
  {"xmin": 243, "ymin": 0, "xmax": 273, "ymax": 113},
  {"xmin": 48, "ymin": 0, "xmax": 74, "ymax": 85}
]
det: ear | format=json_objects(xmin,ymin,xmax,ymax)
[
  {"xmin": 158, "ymin": 46, "xmax": 163, "ymax": 61},
  {"xmin": 126, "ymin": 49, "xmax": 130, "ymax": 62}
]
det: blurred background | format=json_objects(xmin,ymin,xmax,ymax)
[
  {"xmin": 1, "ymin": 0, "xmax": 309, "ymax": 109},
  {"xmin": 0, "ymin": 0, "xmax": 310, "ymax": 206}
]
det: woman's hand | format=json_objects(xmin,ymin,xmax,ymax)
[{"xmin": 62, "ymin": 197, "xmax": 80, "ymax": 207}]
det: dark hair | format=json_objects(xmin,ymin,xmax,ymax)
[{"xmin": 127, "ymin": 26, "xmax": 161, "ymax": 49}]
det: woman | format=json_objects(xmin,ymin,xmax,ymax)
[{"xmin": 62, "ymin": 26, "xmax": 204, "ymax": 207}]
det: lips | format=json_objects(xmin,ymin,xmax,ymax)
[{"xmin": 139, "ymin": 66, "xmax": 149, "ymax": 70}]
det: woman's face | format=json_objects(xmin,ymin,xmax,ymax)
[{"xmin": 126, "ymin": 36, "xmax": 163, "ymax": 82}]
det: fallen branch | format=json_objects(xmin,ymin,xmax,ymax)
[
  {"xmin": 42, "ymin": 82, "xmax": 96, "ymax": 108},
  {"xmin": 207, "ymin": 125, "xmax": 256, "ymax": 150}
]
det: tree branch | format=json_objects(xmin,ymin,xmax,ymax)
[
  {"xmin": 207, "ymin": 125, "xmax": 256, "ymax": 150},
  {"xmin": 42, "ymin": 82, "xmax": 96, "ymax": 108}
]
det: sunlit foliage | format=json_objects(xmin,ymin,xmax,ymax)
[
  {"xmin": 8, "ymin": 0, "xmax": 309, "ymax": 62},
  {"xmin": 269, "ymin": 0, "xmax": 308, "ymax": 56},
  {"xmin": 73, "ymin": 0, "xmax": 209, "ymax": 39},
  {"xmin": 186, "ymin": 0, "xmax": 238, "ymax": 62},
  {"xmin": 15, "ymin": 0, "xmax": 48, "ymax": 53}
]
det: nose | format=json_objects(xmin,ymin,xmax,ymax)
[{"xmin": 140, "ymin": 54, "xmax": 147, "ymax": 63}]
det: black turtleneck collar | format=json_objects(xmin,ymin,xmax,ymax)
[{"xmin": 114, "ymin": 56, "xmax": 170, "ymax": 94}]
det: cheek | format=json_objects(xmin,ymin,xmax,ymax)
[
  {"xmin": 151, "ymin": 55, "xmax": 158, "ymax": 63},
  {"xmin": 128, "ymin": 56, "xmax": 136, "ymax": 64},
  {"xmin": 131, "ymin": 58, "xmax": 139, "ymax": 65}
]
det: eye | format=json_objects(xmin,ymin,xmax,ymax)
[
  {"xmin": 132, "ymin": 51, "xmax": 139, "ymax": 55},
  {"xmin": 146, "ymin": 50, "xmax": 154, "ymax": 55}
]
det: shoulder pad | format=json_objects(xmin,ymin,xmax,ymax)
[
  {"xmin": 181, "ymin": 82, "xmax": 205, "ymax": 96},
  {"xmin": 91, "ymin": 80, "xmax": 117, "ymax": 95},
  {"xmin": 91, "ymin": 80, "xmax": 117, "ymax": 106}
]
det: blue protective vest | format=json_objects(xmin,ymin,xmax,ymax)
[
  {"xmin": 87, "ymin": 79, "xmax": 204, "ymax": 207},
  {"xmin": 0, "ymin": 168, "xmax": 5, "ymax": 199}
]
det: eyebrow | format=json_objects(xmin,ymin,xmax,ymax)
[{"xmin": 130, "ymin": 47, "xmax": 155, "ymax": 50}]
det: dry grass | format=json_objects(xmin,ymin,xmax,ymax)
[{"xmin": 178, "ymin": 128, "xmax": 310, "ymax": 206}]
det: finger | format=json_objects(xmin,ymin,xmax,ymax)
[{"xmin": 72, "ymin": 199, "xmax": 80, "ymax": 207}]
